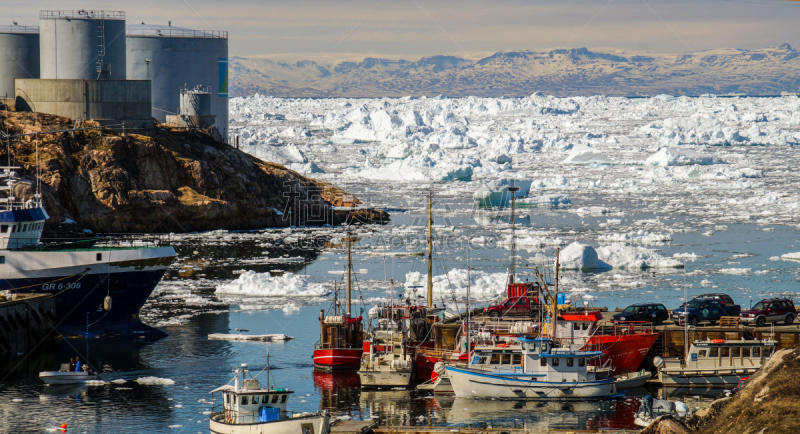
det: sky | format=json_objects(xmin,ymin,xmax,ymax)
[{"xmin": 6, "ymin": 0, "xmax": 800, "ymax": 61}]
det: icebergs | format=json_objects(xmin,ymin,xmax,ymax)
[
  {"xmin": 598, "ymin": 231, "xmax": 672, "ymax": 244},
  {"xmin": 558, "ymin": 242, "xmax": 683, "ymax": 270},
  {"xmin": 207, "ymin": 333, "xmax": 294, "ymax": 341},
  {"xmin": 403, "ymin": 268, "xmax": 509, "ymax": 301},
  {"xmin": 215, "ymin": 270, "xmax": 330, "ymax": 297},
  {"xmin": 780, "ymin": 252, "xmax": 800, "ymax": 262},
  {"xmin": 561, "ymin": 144, "xmax": 610, "ymax": 165},
  {"xmin": 473, "ymin": 179, "xmax": 532, "ymax": 207}
]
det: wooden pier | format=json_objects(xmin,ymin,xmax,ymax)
[
  {"xmin": 653, "ymin": 322, "xmax": 800, "ymax": 357},
  {"xmin": 372, "ymin": 426, "xmax": 636, "ymax": 434}
]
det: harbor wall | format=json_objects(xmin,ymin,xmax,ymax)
[{"xmin": 0, "ymin": 295, "xmax": 58, "ymax": 356}]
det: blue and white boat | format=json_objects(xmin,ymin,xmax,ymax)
[
  {"xmin": 0, "ymin": 166, "xmax": 176, "ymax": 337},
  {"xmin": 445, "ymin": 336, "xmax": 619, "ymax": 400}
]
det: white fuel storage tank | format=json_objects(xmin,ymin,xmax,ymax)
[
  {"xmin": 126, "ymin": 24, "xmax": 228, "ymax": 133},
  {"xmin": 0, "ymin": 25, "xmax": 40, "ymax": 100},
  {"xmin": 39, "ymin": 10, "xmax": 127, "ymax": 80}
]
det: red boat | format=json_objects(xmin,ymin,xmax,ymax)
[{"xmin": 313, "ymin": 230, "xmax": 365, "ymax": 371}]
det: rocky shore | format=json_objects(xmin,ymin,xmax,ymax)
[{"xmin": 1, "ymin": 111, "xmax": 388, "ymax": 233}]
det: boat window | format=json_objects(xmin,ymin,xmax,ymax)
[
  {"xmin": 742, "ymin": 347, "xmax": 750, "ymax": 358},
  {"xmin": 501, "ymin": 354, "xmax": 511, "ymax": 365},
  {"xmin": 490, "ymin": 354, "xmax": 500, "ymax": 364},
  {"xmin": 263, "ymin": 395, "xmax": 270, "ymax": 403},
  {"xmin": 573, "ymin": 322, "xmax": 580, "ymax": 330},
  {"xmin": 96, "ymin": 253, "xmax": 102, "ymax": 261},
  {"xmin": 0, "ymin": 256, "xmax": 4, "ymax": 264},
  {"xmin": 241, "ymin": 396, "xmax": 248, "ymax": 405},
  {"xmin": 552, "ymin": 358, "xmax": 560, "ymax": 367},
  {"xmin": 478, "ymin": 356, "xmax": 487, "ymax": 364},
  {"xmin": 6, "ymin": 225, "xmax": 11, "ymax": 234},
  {"xmin": 698, "ymin": 350, "xmax": 707, "ymax": 358},
  {"xmin": 271, "ymin": 394, "xmax": 279, "ymax": 403},
  {"xmin": 752, "ymin": 347, "xmax": 760, "ymax": 358},
  {"xmin": 566, "ymin": 358, "xmax": 574, "ymax": 367},
  {"xmin": 0, "ymin": 225, "xmax": 7, "ymax": 233},
  {"xmin": 710, "ymin": 348, "xmax": 719, "ymax": 357},
  {"xmin": 582, "ymin": 322, "xmax": 590, "ymax": 330},
  {"xmin": 578, "ymin": 358, "xmax": 585, "ymax": 367},
  {"xmin": 252, "ymin": 396, "xmax": 259, "ymax": 404},
  {"xmin": 225, "ymin": 394, "xmax": 230, "ymax": 404},
  {"xmin": 720, "ymin": 347, "xmax": 730, "ymax": 357},
  {"xmin": 512, "ymin": 354, "xmax": 521, "ymax": 365},
  {"xmin": 281, "ymin": 395, "xmax": 287, "ymax": 403},
  {"xmin": 732, "ymin": 347, "xmax": 741, "ymax": 358},
  {"xmin": 764, "ymin": 348, "xmax": 773, "ymax": 357},
  {"xmin": 540, "ymin": 357, "xmax": 547, "ymax": 366}
]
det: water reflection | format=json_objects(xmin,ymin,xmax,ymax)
[{"xmin": 314, "ymin": 370, "xmax": 362, "ymax": 417}]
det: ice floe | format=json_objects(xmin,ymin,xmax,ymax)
[{"xmin": 215, "ymin": 270, "xmax": 330, "ymax": 297}]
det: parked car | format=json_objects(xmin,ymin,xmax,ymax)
[
  {"xmin": 612, "ymin": 303, "xmax": 669, "ymax": 325},
  {"xmin": 671, "ymin": 296, "xmax": 741, "ymax": 326},
  {"xmin": 484, "ymin": 295, "xmax": 541, "ymax": 318},
  {"xmin": 739, "ymin": 298, "xmax": 796, "ymax": 326}
]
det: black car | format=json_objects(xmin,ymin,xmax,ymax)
[
  {"xmin": 696, "ymin": 293, "xmax": 735, "ymax": 307},
  {"xmin": 612, "ymin": 303, "xmax": 669, "ymax": 325}
]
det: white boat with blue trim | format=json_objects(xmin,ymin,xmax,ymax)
[{"xmin": 446, "ymin": 336, "xmax": 619, "ymax": 400}]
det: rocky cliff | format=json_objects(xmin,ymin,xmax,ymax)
[{"xmin": 0, "ymin": 111, "xmax": 388, "ymax": 233}]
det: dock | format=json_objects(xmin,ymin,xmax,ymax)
[
  {"xmin": 331, "ymin": 419, "xmax": 380, "ymax": 434},
  {"xmin": 0, "ymin": 294, "xmax": 58, "ymax": 356},
  {"xmin": 652, "ymin": 322, "xmax": 800, "ymax": 357},
  {"xmin": 372, "ymin": 426, "xmax": 636, "ymax": 434}
]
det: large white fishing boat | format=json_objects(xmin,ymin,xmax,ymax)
[
  {"xmin": 209, "ymin": 363, "xmax": 330, "ymax": 434},
  {"xmin": 0, "ymin": 165, "xmax": 176, "ymax": 337},
  {"xmin": 358, "ymin": 318, "xmax": 413, "ymax": 388},
  {"xmin": 446, "ymin": 336, "xmax": 619, "ymax": 400},
  {"xmin": 654, "ymin": 338, "xmax": 776, "ymax": 388}
]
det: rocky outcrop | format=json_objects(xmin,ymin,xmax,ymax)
[
  {"xmin": 1, "ymin": 111, "xmax": 388, "ymax": 233},
  {"xmin": 639, "ymin": 416, "xmax": 691, "ymax": 434}
]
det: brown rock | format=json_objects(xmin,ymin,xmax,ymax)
[{"xmin": 1, "ymin": 110, "xmax": 389, "ymax": 233}]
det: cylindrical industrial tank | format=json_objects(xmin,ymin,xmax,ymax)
[
  {"xmin": 0, "ymin": 25, "xmax": 40, "ymax": 100},
  {"xmin": 40, "ymin": 10, "xmax": 127, "ymax": 80},
  {"xmin": 180, "ymin": 86, "xmax": 212, "ymax": 116},
  {"xmin": 126, "ymin": 24, "xmax": 228, "ymax": 133}
]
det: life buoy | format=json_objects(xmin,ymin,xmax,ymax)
[
  {"xmin": 498, "ymin": 343, "xmax": 510, "ymax": 348},
  {"xmin": 712, "ymin": 339, "xmax": 725, "ymax": 343}
]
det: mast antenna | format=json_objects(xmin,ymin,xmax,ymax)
[{"xmin": 427, "ymin": 188, "xmax": 433, "ymax": 309}]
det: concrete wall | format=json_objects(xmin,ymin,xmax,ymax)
[
  {"xmin": 15, "ymin": 79, "xmax": 152, "ymax": 127},
  {"xmin": 126, "ymin": 30, "xmax": 228, "ymax": 131},
  {"xmin": 0, "ymin": 29, "xmax": 40, "ymax": 100},
  {"xmin": 40, "ymin": 16, "xmax": 126, "ymax": 80}
]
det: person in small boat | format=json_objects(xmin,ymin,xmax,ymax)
[
  {"xmin": 74, "ymin": 357, "xmax": 81, "ymax": 372},
  {"xmin": 68, "ymin": 358, "xmax": 75, "ymax": 372},
  {"xmin": 643, "ymin": 394, "xmax": 654, "ymax": 418}
]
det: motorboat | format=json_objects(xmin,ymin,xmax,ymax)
[
  {"xmin": 654, "ymin": 338, "xmax": 776, "ymax": 388},
  {"xmin": 358, "ymin": 318, "xmax": 412, "ymax": 388},
  {"xmin": 446, "ymin": 336, "xmax": 619, "ymax": 400},
  {"xmin": 39, "ymin": 363, "xmax": 97, "ymax": 385},
  {"xmin": 209, "ymin": 363, "xmax": 329, "ymax": 434}
]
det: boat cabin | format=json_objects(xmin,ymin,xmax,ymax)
[
  {"xmin": 0, "ymin": 168, "xmax": 48, "ymax": 250},
  {"xmin": 318, "ymin": 313, "xmax": 363, "ymax": 351},
  {"xmin": 553, "ymin": 312, "xmax": 601, "ymax": 344},
  {"xmin": 211, "ymin": 368, "xmax": 292, "ymax": 424},
  {"xmin": 519, "ymin": 337, "xmax": 610, "ymax": 382},
  {"xmin": 682, "ymin": 339, "xmax": 776, "ymax": 370}
]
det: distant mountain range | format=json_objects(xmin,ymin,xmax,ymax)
[{"xmin": 230, "ymin": 45, "xmax": 800, "ymax": 98}]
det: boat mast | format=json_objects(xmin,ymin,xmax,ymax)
[
  {"xmin": 552, "ymin": 247, "xmax": 560, "ymax": 340},
  {"xmin": 508, "ymin": 186, "xmax": 519, "ymax": 284},
  {"xmin": 466, "ymin": 262, "xmax": 471, "ymax": 366},
  {"xmin": 346, "ymin": 228, "xmax": 352, "ymax": 316},
  {"xmin": 427, "ymin": 189, "xmax": 433, "ymax": 309}
]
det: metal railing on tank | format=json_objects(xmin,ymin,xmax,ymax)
[
  {"xmin": 0, "ymin": 25, "xmax": 39, "ymax": 34},
  {"xmin": 125, "ymin": 28, "xmax": 228, "ymax": 39},
  {"xmin": 39, "ymin": 10, "xmax": 126, "ymax": 20}
]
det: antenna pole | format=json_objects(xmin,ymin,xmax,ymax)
[
  {"xmin": 552, "ymin": 247, "xmax": 560, "ymax": 339},
  {"xmin": 427, "ymin": 189, "xmax": 433, "ymax": 309}
]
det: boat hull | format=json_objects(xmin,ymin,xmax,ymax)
[
  {"xmin": 446, "ymin": 366, "xmax": 617, "ymax": 400},
  {"xmin": 358, "ymin": 369, "xmax": 411, "ymax": 388},
  {"xmin": 39, "ymin": 371, "xmax": 97, "ymax": 385},
  {"xmin": 210, "ymin": 413, "xmax": 329, "ymax": 434},
  {"xmin": 657, "ymin": 369, "xmax": 757, "ymax": 388},
  {"xmin": 2, "ymin": 247, "xmax": 175, "ymax": 335},
  {"xmin": 313, "ymin": 348, "xmax": 363, "ymax": 371},
  {"xmin": 585, "ymin": 332, "xmax": 659, "ymax": 375}
]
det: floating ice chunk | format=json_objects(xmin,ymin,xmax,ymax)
[
  {"xmin": 596, "ymin": 244, "xmax": 684, "ymax": 269},
  {"xmin": 111, "ymin": 379, "xmax": 127, "ymax": 384},
  {"xmin": 404, "ymin": 268, "xmax": 508, "ymax": 301},
  {"xmin": 215, "ymin": 270, "xmax": 330, "ymax": 297},
  {"xmin": 673, "ymin": 252, "xmax": 699, "ymax": 260},
  {"xmin": 558, "ymin": 242, "xmax": 608, "ymax": 270},
  {"xmin": 562, "ymin": 144, "xmax": 610, "ymax": 165},
  {"xmin": 136, "ymin": 377, "xmax": 175, "ymax": 385},
  {"xmin": 645, "ymin": 147, "xmax": 725, "ymax": 166},
  {"xmin": 718, "ymin": 268, "xmax": 751, "ymax": 275},
  {"xmin": 517, "ymin": 195, "xmax": 571, "ymax": 207},
  {"xmin": 208, "ymin": 333, "xmax": 294, "ymax": 341},
  {"xmin": 598, "ymin": 231, "xmax": 672, "ymax": 244},
  {"xmin": 85, "ymin": 380, "xmax": 106, "ymax": 386},
  {"xmin": 473, "ymin": 179, "xmax": 532, "ymax": 207},
  {"xmin": 780, "ymin": 252, "xmax": 800, "ymax": 262}
]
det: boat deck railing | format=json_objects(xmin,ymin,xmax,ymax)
[{"xmin": 10, "ymin": 234, "xmax": 172, "ymax": 251}]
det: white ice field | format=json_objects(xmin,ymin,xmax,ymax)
[{"xmin": 142, "ymin": 95, "xmax": 800, "ymax": 326}]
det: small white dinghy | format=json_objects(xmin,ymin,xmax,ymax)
[
  {"xmin": 208, "ymin": 333, "xmax": 294, "ymax": 342},
  {"xmin": 39, "ymin": 363, "xmax": 97, "ymax": 385}
]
